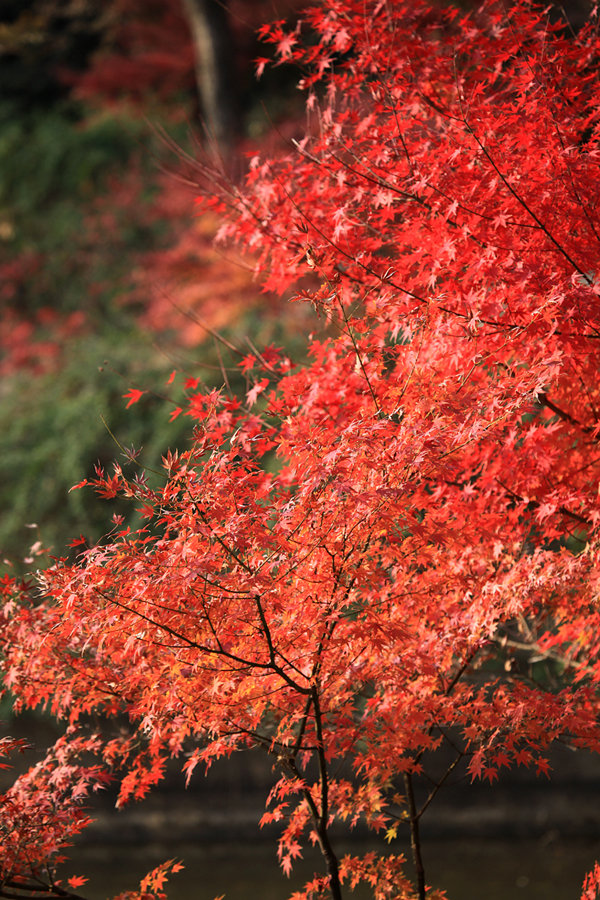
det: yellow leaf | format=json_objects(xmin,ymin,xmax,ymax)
[{"xmin": 385, "ymin": 825, "xmax": 398, "ymax": 843}]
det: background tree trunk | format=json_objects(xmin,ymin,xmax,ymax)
[{"xmin": 181, "ymin": 0, "xmax": 239, "ymax": 152}]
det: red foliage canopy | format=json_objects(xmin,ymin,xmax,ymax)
[{"xmin": 3, "ymin": 1, "xmax": 600, "ymax": 898}]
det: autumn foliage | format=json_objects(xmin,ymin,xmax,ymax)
[{"xmin": 3, "ymin": 1, "xmax": 600, "ymax": 898}]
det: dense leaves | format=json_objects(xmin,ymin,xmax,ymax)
[{"xmin": 2, "ymin": 1, "xmax": 600, "ymax": 899}]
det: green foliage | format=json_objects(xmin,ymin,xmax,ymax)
[
  {"xmin": 0, "ymin": 328, "xmax": 190, "ymax": 569},
  {"xmin": 0, "ymin": 102, "xmax": 135, "ymax": 214}
]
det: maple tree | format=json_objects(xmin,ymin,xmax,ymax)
[{"xmin": 3, "ymin": 0, "xmax": 600, "ymax": 898}]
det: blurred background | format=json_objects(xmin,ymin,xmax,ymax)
[
  {"xmin": 0, "ymin": 0, "xmax": 312, "ymax": 573},
  {"xmin": 1, "ymin": 2, "xmax": 599, "ymax": 898}
]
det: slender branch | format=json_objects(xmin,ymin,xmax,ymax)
[
  {"xmin": 192, "ymin": 503, "xmax": 254, "ymax": 573},
  {"xmin": 292, "ymin": 692, "xmax": 314, "ymax": 758},
  {"xmin": 417, "ymin": 749, "xmax": 465, "ymax": 819},
  {"xmin": 310, "ymin": 688, "xmax": 343, "ymax": 900},
  {"xmin": 538, "ymin": 392, "xmax": 598, "ymax": 437},
  {"xmin": 496, "ymin": 479, "xmax": 591, "ymax": 527},
  {"xmin": 495, "ymin": 634, "xmax": 598, "ymax": 680},
  {"xmin": 94, "ymin": 585, "xmax": 312, "ymax": 695},
  {"xmin": 463, "ymin": 120, "xmax": 591, "ymax": 283},
  {"xmin": 253, "ymin": 593, "xmax": 309, "ymax": 682},
  {"xmin": 335, "ymin": 296, "xmax": 382, "ymax": 416},
  {"xmin": 403, "ymin": 772, "xmax": 426, "ymax": 900},
  {"xmin": 0, "ymin": 881, "xmax": 87, "ymax": 900},
  {"xmin": 312, "ymin": 688, "xmax": 329, "ymax": 828}
]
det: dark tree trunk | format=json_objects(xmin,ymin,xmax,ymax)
[{"xmin": 180, "ymin": 0, "xmax": 239, "ymax": 152}]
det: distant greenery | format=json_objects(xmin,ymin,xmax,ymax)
[
  {"xmin": 0, "ymin": 102, "xmax": 137, "ymax": 213},
  {"xmin": 0, "ymin": 327, "xmax": 195, "ymax": 568}
]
